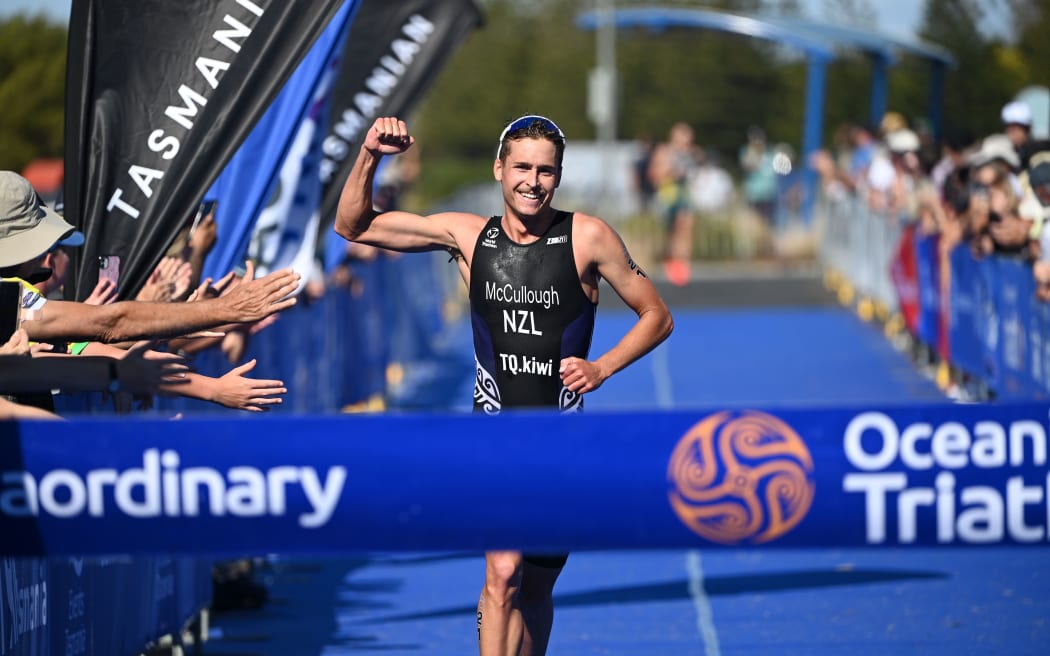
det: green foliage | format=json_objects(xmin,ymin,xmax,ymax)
[
  {"xmin": 409, "ymin": 0, "xmax": 1050, "ymax": 206},
  {"xmin": 0, "ymin": 14, "xmax": 67, "ymax": 172},
  {"xmin": 4, "ymin": 1, "xmax": 1050, "ymax": 204},
  {"xmin": 1013, "ymin": 0, "xmax": 1050, "ymax": 88},
  {"xmin": 912, "ymin": 0, "xmax": 1011, "ymax": 140}
]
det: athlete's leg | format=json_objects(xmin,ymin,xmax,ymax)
[
  {"xmin": 518, "ymin": 556, "xmax": 565, "ymax": 656},
  {"xmin": 478, "ymin": 550, "xmax": 524, "ymax": 656},
  {"xmin": 670, "ymin": 207, "xmax": 695, "ymax": 264}
]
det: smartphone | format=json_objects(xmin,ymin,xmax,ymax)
[
  {"xmin": 98, "ymin": 255, "xmax": 121, "ymax": 287},
  {"xmin": 189, "ymin": 199, "xmax": 218, "ymax": 238},
  {"xmin": 0, "ymin": 280, "xmax": 21, "ymax": 343}
]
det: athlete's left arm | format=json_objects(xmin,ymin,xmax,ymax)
[{"xmin": 559, "ymin": 215, "xmax": 674, "ymax": 394}]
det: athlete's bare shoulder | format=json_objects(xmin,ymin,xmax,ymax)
[
  {"xmin": 433, "ymin": 210, "xmax": 487, "ymax": 237},
  {"xmin": 570, "ymin": 211, "xmax": 622, "ymax": 251},
  {"xmin": 425, "ymin": 210, "xmax": 489, "ymax": 261}
]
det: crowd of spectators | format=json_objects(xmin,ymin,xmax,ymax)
[
  {"xmin": 810, "ymin": 98, "xmax": 1050, "ymax": 299},
  {"xmin": 0, "ymin": 170, "xmax": 299, "ymax": 420},
  {"xmin": 0, "ymin": 170, "xmax": 307, "ymax": 610}
]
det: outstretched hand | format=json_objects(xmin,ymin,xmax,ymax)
[
  {"xmin": 364, "ymin": 117, "xmax": 414, "ymax": 156},
  {"xmin": 213, "ymin": 359, "xmax": 286, "ymax": 412},
  {"xmin": 220, "ymin": 261, "xmax": 300, "ymax": 323},
  {"xmin": 116, "ymin": 341, "xmax": 190, "ymax": 395}
]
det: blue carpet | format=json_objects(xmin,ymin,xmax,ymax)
[{"xmin": 204, "ymin": 307, "xmax": 1047, "ymax": 655}]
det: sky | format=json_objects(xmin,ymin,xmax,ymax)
[
  {"xmin": 3, "ymin": 0, "xmax": 927, "ymax": 36},
  {"xmin": 2, "ymin": 0, "xmax": 1016, "ymax": 45}
]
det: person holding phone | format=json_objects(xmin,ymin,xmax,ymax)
[
  {"xmin": 0, "ymin": 171, "xmax": 301, "ymax": 346},
  {"xmin": 165, "ymin": 199, "xmax": 219, "ymax": 295}
]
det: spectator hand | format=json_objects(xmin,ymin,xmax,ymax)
[
  {"xmin": 189, "ymin": 214, "xmax": 218, "ymax": 256},
  {"xmin": 172, "ymin": 259, "xmax": 193, "ymax": 300},
  {"xmin": 84, "ymin": 278, "xmax": 119, "ymax": 305},
  {"xmin": 0, "ymin": 328, "xmax": 30, "ymax": 356},
  {"xmin": 221, "ymin": 330, "xmax": 247, "ymax": 364},
  {"xmin": 117, "ymin": 341, "xmax": 190, "ymax": 395},
  {"xmin": 988, "ymin": 215, "xmax": 1033, "ymax": 250},
  {"xmin": 220, "ymin": 261, "xmax": 300, "ymax": 323},
  {"xmin": 212, "ymin": 359, "xmax": 286, "ymax": 412},
  {"xmin": 137, "ymin": 256, "xmax": 181, "ymax": 302}
]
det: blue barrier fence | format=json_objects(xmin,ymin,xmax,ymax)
[
  {"xmin": 0, "ymin": 556, "xmax": 210, "ymax": 656},
  {"xmin": 819, "ymin": 195, "xmax": 1050, "ymax": 402},
  {"xmin": 945, "ymin": 247, "xmax": 1050, "ymax": 400}
]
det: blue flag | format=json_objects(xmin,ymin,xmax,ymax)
[{"xmin": 202, "ymin": 0, "xmax": 360, "ymax": 284}]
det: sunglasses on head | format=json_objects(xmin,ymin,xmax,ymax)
[{"xmin": 497, "ymin": 115, "xmax": 565, "ymax": 158}]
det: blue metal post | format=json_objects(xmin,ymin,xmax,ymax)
[
  {"xmin": 927, "ymin": 61, "xmax": 946, "ymax": 140},
  {"xmin": 801, "ymin": 54, "xmax": 829, "ymax": 225},
  {"xmin": 869, "ymin": 53, "xmax": 890, "ymax": 128}
]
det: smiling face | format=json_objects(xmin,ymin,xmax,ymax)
[{"xmin": 494, "ymin": 137, "xmax": 561, "ymax": 222}]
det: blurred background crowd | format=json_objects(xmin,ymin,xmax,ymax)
[{"xmin": 1, "ymin": 0, "xmax": 1050, "ymax": 642}]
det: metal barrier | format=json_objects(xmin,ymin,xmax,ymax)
[
  {"xmin": 814, "ymin": 188, "xmax": 1050, "ymax": 402},
  {"xmin": 817, "ymin": 193, "xmax": 902, "ymax": 320}
]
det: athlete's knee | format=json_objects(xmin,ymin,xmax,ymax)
[
  {"xmin": 520, "ymin": 564, "xmax": 561, "ymax": 605},
  {"xmin": 484, "ymin": 552, "xmax": 524, "ymax": 602},
  {"xmin": 518, "ymin": 582, "xmax": 554, "ymax": 607}
]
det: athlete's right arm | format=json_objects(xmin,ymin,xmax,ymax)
[{"xmin": 334, "ymin": 117, "xmax": 471, "ymax": 253}]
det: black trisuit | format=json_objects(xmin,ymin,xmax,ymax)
[{"xmin": 470, "ymin": 211, "xmax": 597, "ymax": 414}]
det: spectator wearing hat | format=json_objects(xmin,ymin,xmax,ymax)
[
  {"xmin": 866, "ymin": 128, "xmax": 921, "ymax": 215},
  {"xmin": 0, "ymin": 170, "xmax": 300, "ymax": 346},
  {"xmin": 9, "ymin": 175, "xmax": 290, "ymax": 414},
  {"xmin": 1001, "ymin": 100, "xmax": 1033, "ymax": 152},
  {"xmin": 1026, "ymin": 155, "xmax": 1050, "ymax": 300},
  {"xmin": 961, "ymin": 137, "xmax": 1036, "ymax": 258}
]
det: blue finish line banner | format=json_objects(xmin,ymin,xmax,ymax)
[{"xmin": 2, "ymin": 403, "xmax": 1048, "ymax": 556}]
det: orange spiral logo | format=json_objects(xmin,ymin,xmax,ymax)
[{"xmin": 667, "ymin": 411, "xmax": 815, "ymax": 544}]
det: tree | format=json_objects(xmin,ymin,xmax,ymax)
[
  {"xmin": 915, "ymin": 0, "xmax": 1014, "ymax": 141},
  {"xmin": 1011, "ymin": 0, "xmax": 1050, "ymax": 88},
  {"xmin": 0, "ymin": 15, "xmax": 67, "ymax": 172}
]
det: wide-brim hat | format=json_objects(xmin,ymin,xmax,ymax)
[
  {"xmin": 0, "ymin": 170, "xmax": 77, "ymax": 267},
  {"xmin": 967, "ymin": 134, "xmax": 1021, "ymax": 171}
]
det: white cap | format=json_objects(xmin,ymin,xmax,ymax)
[
  {"xmin": 1001, "ymin": 101, "xmax": 1033, "ymax": 127},
  {"xmin": 885, "ymin": 129, "xmax": 920, "ymax": 154}
]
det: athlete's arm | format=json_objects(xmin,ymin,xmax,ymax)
[
  {"xmin": 335, "ymin": 116, "xmax": 480, "ymax": 254},
  {"xmin": 559, "ymin": 215, "xmax": 673, "ymax": 394}
]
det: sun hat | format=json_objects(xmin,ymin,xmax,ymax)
[
  {"xmin": 50, "ymin": 191, "xmax": 85, "ymax": 247},
  {"xmin": 0, "ymin": 171, "xmax": 77, "ymax": 267},
  {"xmin": 967, "ymin": 134, "xmax": 1021, "ymax": 170}
]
